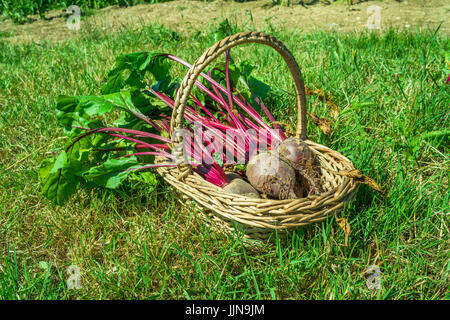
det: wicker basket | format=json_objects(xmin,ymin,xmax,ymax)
[{"xmin": 155, "ymin": 31, "xmax": 368, "ymax": 240}]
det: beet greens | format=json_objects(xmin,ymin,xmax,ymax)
[{"xmin": 39, "ymin": 50, "xmax": 283, "ymax": 205}]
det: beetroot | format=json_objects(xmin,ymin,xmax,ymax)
[
  {"xmin": 223, "ymin": 176, "xmax": 261, "ymax": 198},
  {"xmin": 246, "ymin": 151, "xmax": 298, "ymax": 200},
  {"xmin": 225, "ymin": 172, "xmax": 242, "ymax": 182},
  {"xmin": 277, "ymin": 138, "xmax": 315, "ymax": 169},
  {"xmin": 276, "ymin": 137, "xmax": 322, "ymax": 196}
]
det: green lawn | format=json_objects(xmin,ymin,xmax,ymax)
[{"xmin": 0, "ymin": 20, "xmax": 448, "ymax": 299}]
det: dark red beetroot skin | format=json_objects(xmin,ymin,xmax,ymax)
[
  {"xmin": 277, "ymin": 137, "xmax": 322, "ymax": 196},
  {"xmin": 246, "ymin": 151, "xmax": 297, "ymax": 200}
]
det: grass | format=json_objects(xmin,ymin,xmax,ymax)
[
  {"xmin": 0, "ymin": 19, "xmax": 449, "ymax": 300},
  {"xmin": 0, "ymin": 1, "xmax": 172, "ymax": 24}
]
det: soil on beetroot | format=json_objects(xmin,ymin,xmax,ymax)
[{"xmin": 0, "ymin": 0, "xmax": 448, "ymax": 43}]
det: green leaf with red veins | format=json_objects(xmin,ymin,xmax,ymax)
[{"xmin": 83, "ymin": 155, "xmax": 143, "ymax": 189}]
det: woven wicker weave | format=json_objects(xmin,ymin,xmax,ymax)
[{"xmin": 155, "ymin": 31, "xmax": 364, "ymax": 240}]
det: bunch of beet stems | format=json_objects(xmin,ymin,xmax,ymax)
[{"xmin": 66, "ymin": 52, "xmax": 286, "ymax": 187}]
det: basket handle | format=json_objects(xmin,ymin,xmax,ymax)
[{"xmin": 169, "ymin": 31, "xmax": 308, "ymax": 144}]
